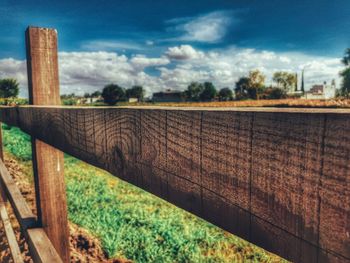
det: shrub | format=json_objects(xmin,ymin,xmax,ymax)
[
  {"xmin": 264, "ymin": 87, "xmax": 287, "ymax": 99},
  {"xmin": 218, "ymin": 88, "xmax": 233, "ymax": 101},
  {"xmin": 199, "ymin": 82, "xmax": 217, "ymax": 101},
  {"xmin": 0, "ymin": 78, "xmax": 19, "ymax": 98},
  {"xmin": 102, "ymin": 84, "xmax": 126, "ymax": 105},
  {"xmin": 0, "ymin": 98, "xmax": 28, "ymax": 105},
  {"xmin": 62, "ymin": 98, "xmax": 77, "ymax": 105}
]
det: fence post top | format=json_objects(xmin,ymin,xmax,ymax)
[{"xmin": 26, "ymin": 26, "xmax": 57, "ymax": 34}]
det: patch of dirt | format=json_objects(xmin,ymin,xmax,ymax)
[{"xmin": 0, "ymin": 156, "xmax": 132, "ymax": 263}]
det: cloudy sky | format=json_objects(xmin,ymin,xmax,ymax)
[{"xmin": 0, "ymin": 0, "xmax": 349, "ymax": 97}]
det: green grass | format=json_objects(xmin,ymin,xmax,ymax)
[
  {"xmin": 2, "ymin": 124, "xmax": 32, "ymax": 161},
  {"xmin": 2, "ymin": 125, "xmax": 285, "ymax": 263}
]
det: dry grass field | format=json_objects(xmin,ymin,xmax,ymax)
[{"xmin": 151, "ymin": 99, "xmax": 350, "ymax": 108}]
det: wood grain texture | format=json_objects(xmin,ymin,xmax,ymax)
[
  {"xmin": 0, "ymin": 122, "xmax": 4, "ymax": 161},
  {"xmin": 250, "ymin": 112, "xmax": 324, "ymax": 261},
  {"xmin": 0, "ymin": 159, "xmax": 60, "ymax": 263},
  {"xmin": 201, "ymin": 111, "xmax": 252, "ymax": 239},
  {"xmin": 0, "ymin": 159, "xmax": 37, "ymax": 229},
  {"xmin": 0, "ymin": 122, "xmax": 7, "ymax": 204},
  {"xmin": 25, "ymin": 27, "xmax": 60, "ymax": 105},
  {"xmin": 0, "ymin": 106, "xmax": 349, "ymax": 262},
  {"xmin": 27, "ymin": 228, "xmax": 63, "ymax": 263},
  {"xmin": 320, "ymin": 114, "xmax": 350, "ymax": 259},
  {"xmin": 0, "ymin": 199, "xmax": 24, "ymax": 263},
  {"xmin": 25, "ymin": 27, "xmax": 70, "ymax": 263}
]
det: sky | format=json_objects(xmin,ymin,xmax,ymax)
[{"xmin": 0, "ymin": 0, "xmax": 349, "ymax": 96}]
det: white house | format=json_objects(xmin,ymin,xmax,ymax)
[{"xmin": 304, "ymin": 80, "xmax": 336, "ymax": 99}]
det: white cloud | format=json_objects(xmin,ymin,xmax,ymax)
[
  {"xmin": 0, "ymin": 58, "xmax": 28, "ymax": 93},
  {"xmin": 165, "ymin": 45, "xmax": 205, "ymax": 60},
  {"xmin": 58, "ymin": 52, "xmax": 163, "ymax": 95},
  {"xmin": 168, "ymin": 11, "xmax": 234, "ymax": 43},
  {"xmin": 81, "ymin": 40, "xmax": 144, "ymax": 51},
  {"xmin": 161, "ymin": 46, "xmax": 343, "ymax": 90},
  {"xmin": 0, "ymin": 45, "xmax": 343, "ymax": 97},
  {"xmin": 130, "ymin": 55, "xmax": 170, "ymax": 69}
]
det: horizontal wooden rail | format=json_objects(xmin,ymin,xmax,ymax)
[
  {"xmin": 0, "ymin": 105, "xmax": 349, "ymax": 262},
  {"xmin": 0, "ymin": 197, "xmax": 24, "ymax": 263},
  {"xmin": 26, "ymin": 228, "xmax": 63, "ymax": 263},
  {"xmin": 0, "ymin": 158, "xmax": 63, "ymax": 263},
  {"xmin": 0, "ymin": 158, "xmax": 37, "ymax": 229}
]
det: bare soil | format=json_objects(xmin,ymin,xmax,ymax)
[{"xmin": 0, "ymin": 157, "xmax": 132, "ymax": 263}]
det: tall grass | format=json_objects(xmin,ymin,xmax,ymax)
[{"xmin": 2, "ymin": 125, "xmax": 285, "ymax": 262}]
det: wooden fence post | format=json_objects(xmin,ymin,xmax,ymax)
[
  {"xmin": 0, "ymin": 123, "xmax": 6, "ymax": 203},
  {"xmin": 0, "ymin": 123, "xmax": 3, "ymax": 161},
  {"xmin": 25, "ymin": 27, "xmax": 70, "ymax": 263}
]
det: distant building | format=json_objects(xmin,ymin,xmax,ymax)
[
  {"xmin": 128, "ymin": 97, "xmax": 139, "ymax": 103},
  {"xmin": 152, "ymin": 89, "xmax": 184, "ymax": 102},
  {"xmin": 85, "ymin": 96, "xmax": 102, "ymax": 104},
  {"xmin": 289, "ymin": 70, "xmax": 337, "ymax": 99},
  {"xmin": 305, "ymin": 80, "xmax": 336, "ymax": 99},
  {"xmin": 310, "ymin": 85, "xmax": 324, "ymax": 94}
]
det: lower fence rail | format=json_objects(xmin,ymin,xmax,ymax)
[
  {"xmin": 0, "ymin": 196, "xmax": 24, "ymax": 263},
  {"xmin": 0, "ymin": 158, "xmax": 63, "ymax": 263}
]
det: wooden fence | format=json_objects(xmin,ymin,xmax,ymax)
[{"xmin": 0, "ymin": 27, "xmax": 349, "ymax": 263}]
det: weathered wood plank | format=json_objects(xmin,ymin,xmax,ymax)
[
  {"xmin": 201, "ymin": 111, "xmax": 252, "ymax": 239},
  {"xmin": 140, "ymin": 109, "xmax": 166, "ymax": 195},
  {"xmin": 0, "ymin": 159, "xmax": 37, "ymax": 229},
  {"xmin": 0, "ymin": 106, "xmax": 349, "ymax": 262},
  {"xmin": 0, "ymin": 153, "xmax": 61, "ymax": 263},
  {"xmin": 250, "ymin": 112, "xmax": 324, "ymax": 260},
  {"xmin": 0, "ymin": 122, "xmax": 4, "ymax": 161},
  {"xmin": 166, "ymin": 111, "xmax": 202, "ymax": 214},
  {"xmin": 25, "ymin": 26, "xmax": 70, "ymax": 263},
  {"xmin": 319, "ymin": 114, "xmax": 350, "ymax": 260},
  {"xmin": 26, "ymin": 228, "xmax": 63, "ymax": 263},
  {"xmin": 0, "ymin": 122, "xmax": 7, "ymax": 204},
  {"xmin": 0, "ymin": 200, "xmax": 24, "ymax": 263}
]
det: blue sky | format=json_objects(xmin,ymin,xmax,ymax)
[{"xmin": 0, "ymin": 0, "xmax": 349, "ymax": 96}]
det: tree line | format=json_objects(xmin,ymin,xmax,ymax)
[
  {"xmin": 340, "ymin": 48, "xmax": 350, "ymax": 97},
  {"xmin": 98, "ymin": 70, "xmax": 295, "ymax": 105},
  {"xmin": 0, "ymin": 48, "xmax": 349, "ymax": 104},
  {"xmin": 97, "ymin": 70, "xmax": 299, "ymax": 105}
]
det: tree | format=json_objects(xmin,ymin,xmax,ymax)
[
  {"xmin": 84, "ymin": 92, "xmax": 90, "ymax": 98},
  {"xmin": 235, "ymin": 77, "xmax": 250, "ymax": 100},
  {"xmin": 341, "ymin": 48, "xmax": 350, "ymax": 66},
  {"xmin": 340, "ymin": 48, "xmax": 350, "ymax": 97},
  {"xmin": 249, "ymin": 70, "xmax": 265, "ymax": 87},
  {"xmin": 235, "ymin": 70, "xmax": 266, "ymax": 100},
  {"xmin": 185, "ymin": 82, "xmax": 204, "ymax": 101},
  {"xmin": 102, "ymin": 84, "xmax": 126, "ymax": 105},
  {"xmin": 91, "ymin": 91, "xmax": 102, "ymax": 97},
  {"xmin": 0, "ymin": 78, "xmax": 19, "ymax": 98},
  {"xmin": 272, "ymin": 71, "xmax": 296, "ymax": 92},
  {"xmin": 218, "ymin": 87, "xmax": 233, "ymax": 101},
  {"xmin": 265, "ymin": 87, "xmax": 287, "ymax": 99},
  {"xmin": 200, "ymin": 82, "xmax": 217, "ymax": 101},
  {"xmin": 247, "ymin": 70, "xmax": 266, "ymax": 99},
  {"xmin": 340, "ymin": 67, "xmax": 350, "ymax": 97},
  {"xmin": 126, "ymin": 85, "xmax": 144, "ymax": 101},
  {"xmin": 247, "ymin": 70, "xmax": 266, "ymax": 100}
]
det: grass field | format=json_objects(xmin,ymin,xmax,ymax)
[
  {"xmin": 2, "ymin": 125, "xmax": 285, "ymax": 262},
  {"xmin": 111, "ymin": 98, "xmax": 350, "ymax": 108}
]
